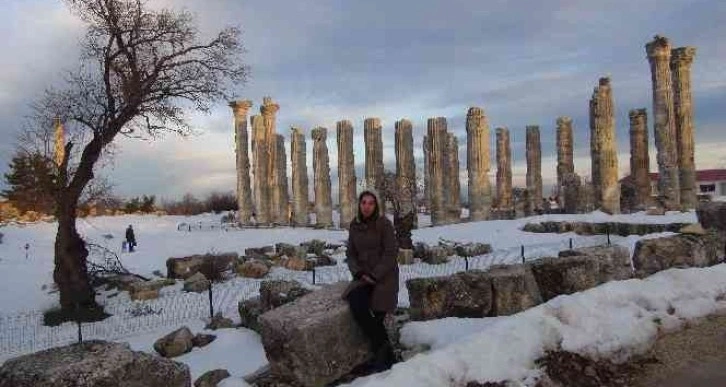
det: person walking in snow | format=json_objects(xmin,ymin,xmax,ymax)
[
  {"xmin": 342, "ymin": 189, "xmax": 399, "ymax": 372},
  {"xmin": 125, "ymin": 225, "xmax": 137, "ymax": 252}
]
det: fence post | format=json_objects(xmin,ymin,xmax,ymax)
[
  {"xmin": 312, "ymin": 267, "xmax": 316, "ymax": 284},
  {"xmin": 521, "ymin": 245, "xmax": 525, "ymax": 263},
  {"xmin": 569, "ymin": 238, "xmax": 573, "ymax": 250},
  {"xmin": 76, "ymin": 303, "xmax": 83, "ymax": 344},
  {"xmin": 606, "ymin": 227, "xmax": 611, "ymax": 246},
  {"xmin": 465, "ymin": 256, "xmax": 469, "ymax": 271},
  {"xmin": 208, "ymin": 282, "xmax": 214, "ymax": 319}
]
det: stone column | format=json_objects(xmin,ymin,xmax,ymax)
[
  {"xmin": 646, "ymin": 35, "xmax": 680, "ymax": 210},
  {"xmin": 589, "ymin": 77, "xmax": 620, "ymax": 214},
  {"xmin": 556, "ymin": 116, "xmax": 574, "ymax": 209},
  {"xmin": 671, "ymin": 46, "xmax": 697, "ymax": 209},
  {"xmin": 290, "ymin": 127, "xmax": 309, "ymax": 226},
  {"xmin": 395, "ymin": 119, "xmax": 416, "ymax": 218},
  {"xmin": 445, "ymin": 133, "xmax": 461, "ymax": 223},
  {"xmin": 336, "ymin": 120, "xmax": 356, "ymax": 229},
  {"xmin": 274, "ymin": 134, "xmax": 290, "ymax": 224},
  {"xmin": 525, "ymin": 126, "xmax": 543, "ymax": 215},
  {"xmin": 423, "ymin": 135, "xmax": 430, "ymax": 212},
  {"xmin": 466, "ymin": 107, "xmax": 492, "ymax": 221},
  {"xmin": 629, "ymin": 109, "xmax": 650, "ymax": 209},
  {"xmin": 251, "ymin": 114, "xmax": 271, "ymax": 224},
  {"xmin": 364, "ymin": 118, "xmax": 384, "ymax": 192},
  {"xmin": 230, "ymin": 100, "xmax": 254, "ymax": 224},
  {"xmin": 312, "ymin": 127, "xmax": 333, "ymax": 227},
  {"xmin": 495, "ymin": 127, "xmax": 513, "ymax": 214},
  {"xmin": 260, "ymin": 97, "xmax": 280, "ymax": 223},
  {"xmin": 53, "ymin": 117, "xmax": 65, "ymax": 167},
  {"xmin": 426, "ymin": 117, "xmax": 448, "ymax": 225}
]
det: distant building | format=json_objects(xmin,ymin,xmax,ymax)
[{"xmin": 621, "ymin": 169, "xmax": 726, "ymax": 200}]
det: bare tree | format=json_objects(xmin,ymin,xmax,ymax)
[
  {"xmin": 38, "ymin": 0, "xmax": 247, "ymax": 314},
  {"xmin": 379, "ymin": 170, "xmax": 416, "ymax": 249}
]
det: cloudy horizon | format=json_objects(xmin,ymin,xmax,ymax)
[{"xmin": 1, "ymin": 0, "xmax": 725, "ymax": 203}]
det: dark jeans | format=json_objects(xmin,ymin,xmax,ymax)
[{"xmin": 346, "ymin": 284, "xmax": 389, "ymax": 353}]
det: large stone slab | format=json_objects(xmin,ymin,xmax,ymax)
[
  {"xmin": 487, "ymin": 264, "xmax": 542, "ymax": 316},
  {"xmin": 560, "ymin": 245, "xmax": 633, "ymax": 282},
  {"xmin": 406, "ymin": 271, "xmax": 493, "ymax": 320},
  {"xmin": 632, "ymin": 233, "xmax": 723, "ymax": 277},
  {"xmin": 697, "ymin": 201, "xmax": 726, "ymax": 232},
  {"xmin": 528, "ymin": 255, "xmax": 600, "ymax": 302},
  {"xmin": 259, "ymin": 280, "xmax": 312, "ymax": 310},
  {"xmin": 166, "ymin": 252, "xmax": 239, "ymax": 279},
  {"xmin": 0, "ymin": 340, "xmax": 190, "ymax": 387},
  {"xmin": 258, "ymin": 282, "xmax": 370, "ymax": 387}
]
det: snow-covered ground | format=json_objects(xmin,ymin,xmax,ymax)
[{"xmin": 0, "ymin": 210, "xmax": 703, "ymax": 384}]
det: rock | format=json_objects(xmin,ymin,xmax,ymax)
[
  {"xmin": 455, "ymin": 243, "xmax": 493, "ymax": 257},
  {"xmin": 422, "ymin": 246, "xmax": 449, "ymax": 264},
  {"xmin": 280, "ymin": 256, "xmax": 313, "ymax": 271},
  {"xmin": 0, "ymin": 340, "xmax": 190, "ymax": 387},
  {"xmin": 562, "ymin": 245, "xmax": 633, "ymax": 283},
  {"xmin": 244, "ymin": 247, "xmax": 269, "ymax": 260},
  {"xmin": 166, "ymin": 252, "xmax": 239, "ymax": 279},
  {"xmin": 260, "ymin": 280, "xmax": 312, "ymax": 310},
  {"xmin": 406, "ymin": 271, "xmax": 493, "ymax": 320},
  {"xmin": 205, "ymin": 313, "xmax": 235, "ymax": 330},
  {"xmin": 697, "ymin": 201, "xmax": 726, "ymax": 231},
  {"xmin": 632, "ymin": 233, "xmax": 723, "ymax": 277},
  {"xmin": 522, "ymin": 223, "xmax": 546, "ymax": 233},
  {"xmin": 645, "ymin": 206, "xmax": 666, "ymax": 216},
  {"xmin": 183, "ymin": 272, "xmax": 210, "ymax": 293},
  {"xmin": 397, "ymin": 248, "xmax": 414, "ymax": 265},
  {"xmin": 301, "ymin": 239, "xmax": 327, "ymax": 255},
  {"xmin": 309, "ymin": 254, "xmax": 336, "ymax": 267},
  {"xmin": 153, "ymin": 326, "xmax": 195, "ymax": 358},
  {"xmin": 236, "ymin": 260, "xmax": 270, "ymax": 278},
  {"xmin": 412, "ymin": 242, "xmax": 429, "ymax": 259},
  {"xmin": 487, "ymin": 264, "xmax": 542, "ymax": 316},
  {"xmin": 275, "ymin": 243, "xmax": 299, "ymax": 257},
  {"xmin": 239, "ymin": 297, "xmax": 264, "ymax": 333},
  {"xmin": 258, "ymin": 282, "xmax": 372, "ymax": 387},
  {"xmin": 528, "ymin": 255, "xmax": 600, "ymax": 302},
  {"xmin": 192, "ymin": 333, "xmax": 216, "ymax": 348},
  {"xmin": 130, "ymin": 288, "xmax": 160, "ymax": 301},
  {"xmin": 679, "ymin": 223, "xmax": 708, "ymax": 235},
  {"xmin": 194, "ymin": 369, "xmax": 231, "ymax": 387}
]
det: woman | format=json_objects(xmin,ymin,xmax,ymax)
[{"xmin": 344, "ymin": 189, "xmax": 399, "ymax": 372}]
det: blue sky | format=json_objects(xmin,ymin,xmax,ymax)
[{"xmin": 1, "ymin": 0, "xmax": 725, "ymax": 201}]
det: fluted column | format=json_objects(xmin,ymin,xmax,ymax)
[
  {"xmin": 646, "ymin": 35, "xmax": 680, "ymax": 210},
  {"xmin": 273, "ymin": 134, "xmax": 289, "ymax": 224},
  {"xmin": 427, "ymin": 117, "xmax": 448, "ymax": 225},
  {"xmin": 364, "ymin": 118, "xmax": 384, "ymax": 190},
  {"xmin": 260, "ymin": 97, "xmax": 280, "ymax": 223},
  {"xmin": 556, "ymin": 116, "xmax": 574, "ymax": 209},
  {"xmin": 589, "ymin": 77, "xmax": 620, "ymax": 214},
  {"xmin": 290, "ymin": 127, "xmax": 309, "ymax": 226},
  {"xmin": 629, "ymin": 109, "xmax": 650, "ymax": 209},
  {"xmin": 230, "ymin": 100, "xmax": 254, "ymax": 224},
  {"xmin": 423, "ymin": 135, "xmax": 430, "ymax": 211},
  {"xmin": 525, "ymin": 126, "xmax": 543, "ymax": 215},
  {"xmin": 496, "ymin": 127, "xmax": 513, "ymax": 213},
  {"xmin": 671, "ymin": 46, "xmax": 697, "ymax": 209},
  {"xmin": 395, "ymin": 119, "xmax": 416, "ymax": 218},
  {"xmin": 466, "ymin": 107, "xmax": 491, "ymax": 221},
  {"xmin": 312, "ymin": 127, "xmax": 333, "ymax": 227},
  {"xmin": 251, "ymin": 114, "xmax": 270, "ymax": 224},
  {"xmin": 445, "ymin": 133, "xmax": 461, "ymax": 223},
  {"xmin": 336, "ymin": 120, "xmax": 356, "ymax": 229}
]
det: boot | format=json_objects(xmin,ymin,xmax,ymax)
[{"xmin": 370, "ymin": 341, "xmax": 395, "ymax": 372}]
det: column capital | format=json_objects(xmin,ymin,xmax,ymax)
[
  {"xmin": 229, "ymin": 100, "xmax": 253, "ymax": 117},
  {"xmin": 395, "ymin": 118, "xmax": 412, "ymax": 130},
  {"xmin": 646, "ymin": 35, "xmax": 672, "ymax": 60},
  {"xmin": 628, "ymin": 108, "xmax": 647, "ymax": 119},
  {"xmin": 670, "ymin": 46, "xmax": 696, "ymax": 66},
  {"xmin": 311, "ymin": 126, "xmax": 327, "ymax": 141},
  {"xmin": 260, "ymin": 97, "xmax": 279, "ymax": 116},
  {"xmin": 556, "ymin": 116, "xmax": 572, "ymax": 126}
]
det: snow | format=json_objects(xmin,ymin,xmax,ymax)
[
  {"xmin": 346, "ymin": 265, "xmax": 726, "ymax": 386},
  {"xmin": 0, "ymin": 209, "xmax": 708, "ymax": 384}
]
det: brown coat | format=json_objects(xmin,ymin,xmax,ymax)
[{"xmin": 346, "ymin": 213, "xmax": 399, "ymax": 313}]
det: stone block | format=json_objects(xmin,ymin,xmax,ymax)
[
  {"xmin": 237, "ymin": 260, "xmax": 270, "ymax": 278},
  {"xmin": 632, "ymin": 233, "xmax": 723, "ymax": 277},
  {"xmin": 239, "ymin": 297, "xmax": 264, "ymax": 333},
  {"xmin": 0, "ymin": 340, "xmax": 190, "ymax": 387},
  {"xmin": 153, "ymin": 326, "xmax": 195, "ymax": 358},
  {"xmin": 258, "ymin": 282, "xmax": 371, "ymax": 387},
  {"xmin": 697, "ymin": 201, "xmax": 726, "ymax": 231},
  {"xmin": 397, "ymin": 248, "xmax": 414, "ymax": 265},
  {"xmin": 194, "ymin": 369, "xmax": 230, "ymax": 387},
  {"xmin": 166, "ymin": 252, "xmax": 238, "ymax": 279},
  {"xmin": 406, "ymin": 271, "xmax": 493, "ymax": 320},
  {"xmin": 528, "ymin": 255, "xmax": 600, "ymax": 302},
  {"xmin": 259, "ymin": 280, "xmax": 311, "ymax": 310},
  {"xmin": 487, "ymin": 264, "xmax": 542, "ymax": 316},
  {"xmin": 562, "ymin": 245, "xmax": 633, "ymax": 282}
]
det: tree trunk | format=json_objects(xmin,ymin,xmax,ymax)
[{"xmin": 53, "ymin": 197, "xmax": 97, "ymax": 312}]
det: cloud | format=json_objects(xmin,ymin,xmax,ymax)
[{"xmin": 1, "ymin": 0, "xmax": 725, "ymax": 201}]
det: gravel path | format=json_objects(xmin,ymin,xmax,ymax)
[{"xmin": 632, "ymin": 313, "xmax": 726, "ymax": 387}]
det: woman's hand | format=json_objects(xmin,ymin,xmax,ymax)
[{"xmin": 362, "ymin": 274, "xmax": 376, "ymax": 284}]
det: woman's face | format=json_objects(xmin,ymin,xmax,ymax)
[{"xmin": 359, "ymin": 194, "xmax": 377, "ymax": 218}]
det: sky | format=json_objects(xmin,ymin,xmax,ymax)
[{"xmin": 1, "ymin": 0, "xmax": 725, "ymax": 202}]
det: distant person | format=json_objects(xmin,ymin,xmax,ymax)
[
  {"xmin": 125, "ymin": 225, "xmax": 137, "ymax": 252},
  {"xmin": 342, "ymin": 189, "xmax": 399, "ymax": 372}
]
